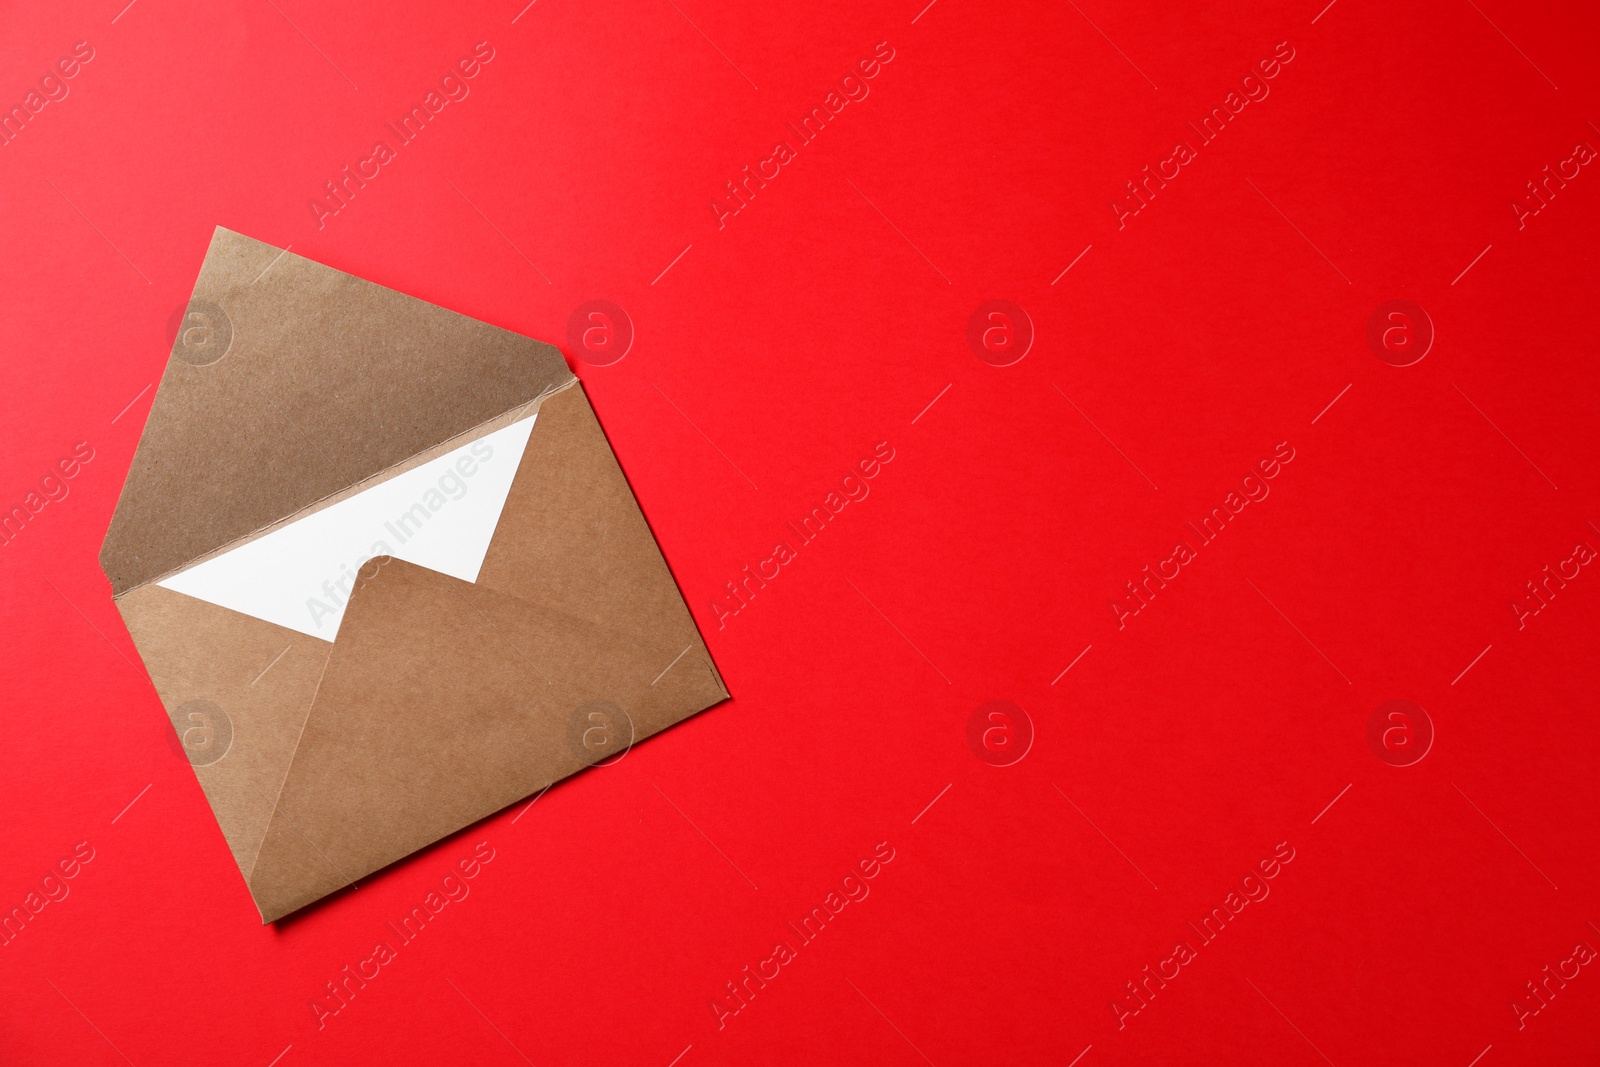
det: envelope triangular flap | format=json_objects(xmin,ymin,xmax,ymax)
[
  {"xmin": 247, "ymin": 557, "xmax": 725, "ymax": 922},
  {"xmin": 100, "ymin": 226, "xmax": 574, "ymax": 597}
]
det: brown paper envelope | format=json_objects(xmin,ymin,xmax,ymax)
[{"xmin": 103, "ymin": 228, "xmax": 727, "ymax": 922}]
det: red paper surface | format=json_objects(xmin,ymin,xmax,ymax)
[{"xmin": 3, "ymin": 1, "xmax": 1598, "ymax": 1063}]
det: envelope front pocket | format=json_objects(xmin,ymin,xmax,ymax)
[{"xmin": 248, "ymin": 559, "xmax": 636, "ymax": 922}]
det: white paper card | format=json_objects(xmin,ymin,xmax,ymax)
[{"xmin": 158, "ymin": 415, "xmax": 536, "ymax": 641}]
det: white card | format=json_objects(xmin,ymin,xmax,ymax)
[{"xmin": 158, "ymin": 414, "xmax": 536, "ymax": 640}]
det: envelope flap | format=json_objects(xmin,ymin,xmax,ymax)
[{"xmin": 100, "ymin": 227, "xmax": 574, "ymax": 597}]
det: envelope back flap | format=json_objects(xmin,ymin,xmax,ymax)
[{"xmin": 100, "ymin": 227, "xmax": 574, "ymax": 597}]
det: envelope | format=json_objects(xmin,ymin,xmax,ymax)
[{"xmin": 101, "ymin": 227, "xmax": 728, "ymax": 923}]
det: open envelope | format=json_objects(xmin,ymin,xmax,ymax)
[{"xmin": 101, "ymin": 227, "xmax": 728, "ymax": 923}]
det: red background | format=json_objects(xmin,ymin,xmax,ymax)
[{"xmin": 3, "ymin": 0, "xmax": 1599, "ymax": 1063}]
